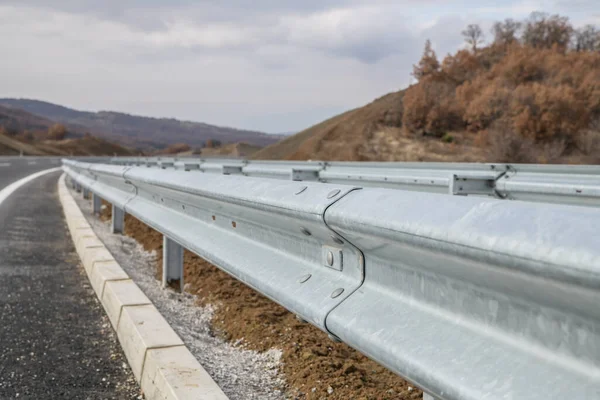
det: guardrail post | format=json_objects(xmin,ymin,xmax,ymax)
[
  {"xmin": 162, "ymin": 236, "xmax": 184, "ymax": 292},
  {"xmin": 83, "ymin": 188, "xmax": 90, "ymax": 199},
  {"xmin": 92, "ymin": 193, "xmax": 102, "ymax": 215},
  {"xmin": 75, "ymin": 183, "xmax": 82, "ymax": 193},
  {"xmin": 423, "ymin": 393, "xmax": 439, "ymax": 400},
  {"xmin": 111, "ymin": 205, "xmax": 124, "ymax": 234}
]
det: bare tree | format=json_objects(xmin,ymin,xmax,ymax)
[
  {"xmin": 522, "ymin": 12, "xmax": 573, "ymax": 50},
  {"xmin": 462, "ymin": 24, "xmax": 485, "ymax": 52},
  {"xmin": 492, "ymin": 19, "xmax": 522, "ymax": 45},
  {"xmin": 574, "ymin": 25, "xmax": 600, "ymax": 51},
  {"xmin": 412, "ymin": 39, "xmax": 440, "ymax": 80}
]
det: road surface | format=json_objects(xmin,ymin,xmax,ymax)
[{"xmin": 0, "ymin": 157, "xmax": 140, "ymax": 399}]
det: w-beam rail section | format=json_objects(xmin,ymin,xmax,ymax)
[
  {"xmin": 111, "ymin": 157, "xmax": 600, "ymax": 208},
  {"xmin": 64, "ymin": 158, "xmax": 600, "ymax": 400}
]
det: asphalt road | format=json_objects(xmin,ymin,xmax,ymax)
[
  {"xmin": 0, "ymin": 157, "xmax": 62, "ymax": 189},
  {"xmin": 0, "ymin": 158, "xmax": 140, "ymax": 399}
]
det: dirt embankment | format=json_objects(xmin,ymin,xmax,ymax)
[
  {"xmin": 99, "ymin": 203, "xmax": 421, "ymax": 400},
  {"xmin": 251, "ymin": 90, "xmax": 489, "ymax": 163}
]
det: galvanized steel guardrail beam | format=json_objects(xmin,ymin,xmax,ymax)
[
  {"xmin": 64, "ymin": 159, "xmax": 600, "ymax": 400},
  {"xmin": 110, "ymin": 157, "xmax": 600, "ymax": 208}
]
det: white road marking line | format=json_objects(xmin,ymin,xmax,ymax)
[
  {"xmin": 0, "ymin": 167, "xmax": 61, "ymax": 207},
  {"xmin": 0, "ymin": 163, "xmax": 10, "ymax": 167},
  {"xmin": 28, "ymin": 161, "xmax": 37, "ymax": 165}
]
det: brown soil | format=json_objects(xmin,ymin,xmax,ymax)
[{"xmin": 99, "ymin": 203, "xmax": 421, "ymax": 400}]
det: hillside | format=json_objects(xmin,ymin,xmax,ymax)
[
  {"xmin": 0, "ymin": 132, "xmax": 136, "ymax": 157},
  {"xmin": 0, "ymin": 99, "xmax": 281, "ymax": 150},
  {"xmin": 0, "ymin": 103, "xmax": 135, "ymax": 156},
  {"xmin": 255, "ymin": 14, "xmax": 600, "ymax": 164},
  {"xmin": 196, "ymin": 142, "xmax": 262, "ymax": 157},
  {"xmin": 252, "ymin": 89, "xmax": 489, "ymax": 162},
  {"xmin": 0, "ymin": 104, "xmax": 60, "ymax": 133}
]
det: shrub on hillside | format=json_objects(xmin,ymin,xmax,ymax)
[
  {"xmin": 576, "ymin": 119, "xmax": 600, "ymax": 155},
  {"xmin": 487, "ymin": 120, "xmax": 537, "ymax": 163},
  {"xmin": 47, "ymin": 123, "xmax": 67, "ymax": 140},
  {"xmin": 510, "ymin": 83, "xmax": 587, "ymax": 142},
  {"xmin": 205, "ymin": 139, "xmax": 222, "ymax": 148},
  {"xmin": 402, "ymin": 78, "xmax": 461, "ymax": 137}
]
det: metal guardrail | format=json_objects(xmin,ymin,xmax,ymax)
[
  {"xmin": 110, "ymin": 157, "xmax": 600, "ymax": 208},
  {"xmin": 64, "ymin": 159, "xmax": 600, "ymax": 400}
]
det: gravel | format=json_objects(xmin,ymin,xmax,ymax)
[{"xmin": 72, "ymin": 189, "xmax": 285, "ymax": 400}]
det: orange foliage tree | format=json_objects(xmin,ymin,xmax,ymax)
[{"xmin": 402, "ymin": 12, "xmax": 600, "ymax": 150}]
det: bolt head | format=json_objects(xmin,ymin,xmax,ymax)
[
  {"xmin": 327, "ymin": 189, "xmax": 341, "ymax": 199},
  {"xmin": 295, "ymin": 186, "xmax": 308, "ymax": 195},
  {"xmin": 331, "ymin": 236, "xmax": 343, "ymax": 245},
  {"xmin": 326, "ymin": 251, "xmax": 334, "ymax": 266}
]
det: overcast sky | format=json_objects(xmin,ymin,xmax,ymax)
[{"xmin": 1, "ymin": 1, "xmax": 598, "ymax": 133}]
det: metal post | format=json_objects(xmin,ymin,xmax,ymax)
[
  {"xmin": 92, "ymin": 193, "xmax": 102, "ymax": 215},
  {"xmin": 83, "ymin": 188, "xmax": 90, "ymax": 199},
  {"xmin": 162, "ymin": 236, "xmax": 184, "ymax": 292},
  {"xmin": 76, "ymin": 183, "xmax": 82, "ymax": 193},
  {"xmin": 111, "ymin": 205, "xmax": 124, "ymax": 234},
  {"xmin": 423, "ymin": 393, "xmax": 438, "ymax": 400}
]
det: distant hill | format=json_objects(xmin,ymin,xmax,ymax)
[
  {"xmin": 0, "ymin": 132, "xmax": 135, "ymax": 156},
  {"xmin": 0, "ymin": 104, "xmax": 59, "ymax": 133},
  {"xmin": 0, "ymin": 99, "xmax": 282, "ymax": 150},
  {"xmin": 0, "ymin": 104, "xmax": 136, "ymax": 156}
]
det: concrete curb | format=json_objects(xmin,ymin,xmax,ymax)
[{"xmin": 58, "ymin": 174, "xmax": 229, "ymax": 400}]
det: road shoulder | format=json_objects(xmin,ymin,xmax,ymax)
[{"xmin": 58, "ymin": 173, "xmax": 229, "ymax": 400}]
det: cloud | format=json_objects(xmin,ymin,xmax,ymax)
[
  {"xmin": 0, "ymin": 1, "xmax": 595, "ymax": 132},
  {"xmin": 145, "ymin": 22, "xmax": 259, "ymax": 49},
  {"xmin": 278, "ymin": 6, "xmax": 417, "ymax": 63}
]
